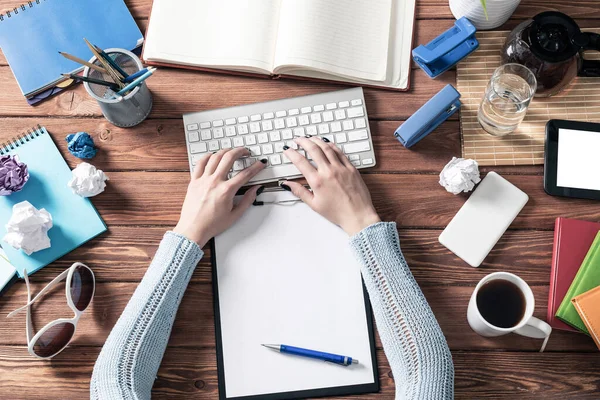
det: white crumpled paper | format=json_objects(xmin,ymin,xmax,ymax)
[
  {"xmin": 3, "ymin": 201, "xmax": 53, "ymax": 255},
  {"xmin": 439, "ymin": 157, "xmax": 481, "ymax": 195},
  {"xmin": 68, "ymin": 162, "xmax": 109, "ymax": 197}
]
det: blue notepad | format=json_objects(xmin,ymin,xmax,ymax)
[
  {"xmin": 0, "ymin": 0, "xmax": 143, "ymax": 97},
  {"xmin": 0, "ymin": 126, "xmax": 106, "ymax": 277}
]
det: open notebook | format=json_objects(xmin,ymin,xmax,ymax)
[
  {"xmin": 212, "ymin": 190, "xmax": 378, "ymax": 399},
  {"xmin": 143, "ymin": 0, "xmax": 416, "ymax": 90}
]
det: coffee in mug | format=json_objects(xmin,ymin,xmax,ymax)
[{"xmin": 476, "ymin": 279, "xmax": 525, "ymax": 329}]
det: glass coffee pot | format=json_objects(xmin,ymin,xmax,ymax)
[{"xmin": 501, "ymin": 11, "xmax": 600, "ymax": 97}]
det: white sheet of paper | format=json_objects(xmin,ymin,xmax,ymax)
[{"xmin": 214, "ymin": 191, "xmax": 376, "ymax": 398}]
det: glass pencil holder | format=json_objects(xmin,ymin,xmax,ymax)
[{"xmin": 83, "ymin": 48, "xmax": 153, "ymax": 128}]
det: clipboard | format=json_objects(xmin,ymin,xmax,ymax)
[{"xmin": 211, "ymin": 190, "xmax": 379, "ymax": 399}]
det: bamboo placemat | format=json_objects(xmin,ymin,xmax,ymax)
[{"xmin": 457, "ymin": 29, "xmax": 600, "ymax": 166}]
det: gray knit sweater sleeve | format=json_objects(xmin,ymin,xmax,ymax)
[
  {"xmin": 90, "ymin": 231, "xmax": 203, "ymax": 400},
  {"xmin": 350, "ymin": 222, "xmax": 454, "ymax": 399}
]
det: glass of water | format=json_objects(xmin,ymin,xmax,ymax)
[{"xmin": 478, "ymin": 63, "xmax": 537, "ymax": 137}]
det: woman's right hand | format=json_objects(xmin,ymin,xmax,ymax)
[{"xmin": 281, "ymin": 137, "xmax": 380, "ymax": 236}]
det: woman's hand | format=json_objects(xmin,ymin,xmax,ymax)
[
  {"xmin": 173, "ymin": 148, "xmax": 266, "ymax": 247},
  {"xmin": 281, "ymin": 137, "xmax": 380, "ymax": 236}
]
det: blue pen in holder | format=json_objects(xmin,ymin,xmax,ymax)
[{"xmin": 83, "ymin": 49, "xmax": 153, "ymax": 128}]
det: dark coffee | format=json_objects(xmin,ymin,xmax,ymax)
[{"xmin": 476, "ymin": 279, "xmax": 526, "ymax": 328}]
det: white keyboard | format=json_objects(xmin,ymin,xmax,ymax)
[{"xmin": 183, "ymin": 87, "xmax": 376, "ymax": 185}]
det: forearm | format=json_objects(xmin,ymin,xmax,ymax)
[
  {"xmin": 90, "ymin": 232, "xmax": 203, "ymax": 400},
  {"xmin": 350, "ymin": 222, "xmax": 454, "ymax": 400}
]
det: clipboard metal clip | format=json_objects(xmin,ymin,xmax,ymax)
[
  {"xmin": 252, "ymin": 185, "xmax": 311, "ymax": 206},
  {"xmin": 412, "ymin": 17, "xmax": 479, "ymax": 79},
  {"xmin": 393, "ymin": 84, "xmax": 461, "ymax": 148}
]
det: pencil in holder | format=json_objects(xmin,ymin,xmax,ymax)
[{"xmin": 83, "ymin": 49, "xmax": 152, "ymax": 128}]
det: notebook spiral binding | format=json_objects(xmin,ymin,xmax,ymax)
[
  {"xmin": 0, "ymin": 0, "xmax": 45, "ymax": 22},
  {"xmin": 0, "ymin": 124, "xmax": 44, "ymax": 155}
]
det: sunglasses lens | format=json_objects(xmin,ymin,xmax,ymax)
[
  {"xmin": 70, "ymin": 265, "xmax": 94, "ymax": 311},
  {"xmin": 33, "ymin": 322, "xmax": 75, "ymax": 358}
]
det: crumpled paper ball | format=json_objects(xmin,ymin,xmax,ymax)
[
  {"xmin": 68, "ymin": 162, "xmax": 108, "ymax": 197},
  {"xmin": 66, "ymin": 132, "xmax": 97, "ymax": 159},
  {"xmin": 3, "ymin": 201, "xmax": 52, "ymax": 255},
  {"xmin": 439, "ymin": 157, "xmax": 481, "ymax": 195},
  {"xmin": 0, "ymin": 155, "xmax": 29, "ymax": 196}
]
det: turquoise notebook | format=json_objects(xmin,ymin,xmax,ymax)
[{"xmin": 0, "ymin": 126, "xmax": 106, "ymax": 277}]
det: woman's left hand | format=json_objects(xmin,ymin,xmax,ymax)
[{"xmin": 173, "ymin": 148, "xmax": 266, "ymax": 247}]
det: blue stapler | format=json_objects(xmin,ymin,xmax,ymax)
[
  {"xmin": 412, "ymin": 17, "xmax": 479, "ymax": 78},
  {"xmin": 394, "ymin": 84, "xmax": 461, "ymax": 148}
]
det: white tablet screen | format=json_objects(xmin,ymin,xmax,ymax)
[{"xmin": 556, "ymin": 128, "xmax": 600, "ymax": 191}]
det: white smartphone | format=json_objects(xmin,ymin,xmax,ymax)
[{"xmin": 439, "ymin": 172, "xmax": 529, "ymax": 267}]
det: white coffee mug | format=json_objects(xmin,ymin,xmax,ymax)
[{"xmin": 468, "ymin": 272, "xmax": 552, "ymax": 352}]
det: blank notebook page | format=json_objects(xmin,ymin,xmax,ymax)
[{"xmin": 214, "ymin": 191, "xmax": 376, "ymax": 398}]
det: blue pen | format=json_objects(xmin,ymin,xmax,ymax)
[
  {"xmin": 262, "ymin": 344, "xmax": 358, "ymax": 366},
  {"xmin": 116, "ymin": 67, "xmax": 156, "ymax": 96},
  {"xmin": 124, "ymin": 68, "xmax": 149, "ymax": 83}
]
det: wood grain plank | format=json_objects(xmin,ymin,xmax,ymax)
[
  {"xmin": 21, "ymin": 227, "xmax": 556, "ymax": 286},
  {"xmin": 0, "ymin": 345, "xmax": 598, "ymax": 399},
  {"xmin": 0, "ymin": 282, "xmax": 596, "ymax": 351},
  {"xmin": 87, "ymin": 172, "xmax": 600, "ymax": 229}
]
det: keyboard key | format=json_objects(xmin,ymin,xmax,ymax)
[
  {"xmin": 213, "ymin": 128, "xmax": 224, "ymax": 138},
  {"xmin": 275, "ymin": 110, "xmax": 287, "ymax": 117},
  {"xmin": 339, "ymin": 101, "xmax": 350, "ymax": 108},
  {"xmin": 233, "ymin": 160, "xmax": 245, "ymax": 171},
  {"xmin": 233, "ymin": 137, "xmax": 245, "ymax": 147},
  {"xmin": 344, "ymin": 141, "xmax": 370, "ymax": 154},
  {"xmin": 245, "ymin": 157, "xmax": 257, "ymax": 168},
  {"xmin": 245, "ymin": 135, "xmax": 257, "ymax": 145},
  {"xmin": 318, "ymin": 124, "xmax": 330, "ymax": 134},
  {"xmin": 334, "ymin": 109, "xmax": 346, "ymax": 120},
  {"xmin": 289, "ymin": 108, "xmax": 299, "ymax": 115},
  {"xmin": 351, "ymin": 99, "xmax": 363, "ymax": 106},
  {"xmin": 208, "ymin": 141, "xmax": 220, "ymax": 151},
  {"xmin": 201, "ymin": 130, "xmax": 212, "ymax": 140},
  {"xmin": 257, "ymin": 133, "xmax": 269, "ymax": 143},
  {"xmin": 342, "ymin": 120, "xmax": 354, "ymax": 131},
  {"xmin": 263, "ymin": 112, "xmax": 274, "ymax": 119},
  {"xmin": 270, "ymin": 154, "xmax": 282, "ymax": 165},
  {"xmin": 349, "ymin": 154, "xmax": 360, "ymax": 161},
  {"xmin": 310, "ymin": 113, "xmax": 322, "ymax": 124},
  {"xmin": 281, "ymin": 129, "xmax": 293, "ymax": 140},
  {"xmin": 293, "ymin": 127, "xmax": 305, "ymax": 137},
  {"xmin": 221, "ymin": 138, "xmax": 232, "ymax": 149},
  {"xmin": 225, "ymin": 126, "xmax": 236, "ymax": 137},
  {"xmin": 187, "ymin": 123, "xmax": 199, "ymax": 131},
  {"xmin": 191, "ymin": 154, "xmax": 204, "ymax": 165},
  {"xmin": 323, "ymin": 111, "xmax": 334, "ymax": 122},
  {"xmin": 314, "ymin": 104, "xmax": 325, "ymax": 112},
  {"xmin": 238, "ymin": 116, "xmax": 249, "ymax": 123},
  {"xmin": 188, "ymin": 131, "xmax": 200, "ymax": 142},
  {"xmin": 262, "ymin": 120, "xmax": 273, "ymax": 131},
  {"xmin": 200, "ymin": 122, "xmax": 211, "ymax": 129},
  {"xmin": 282, "ymin": 153, "xmax": 291, "ymax": 163},
  {"xmin": 190, "ymin": 142, "xmax": 207, "ymax": 154},
  {"xmin": 362, "ymin": 158, "xmax": 374, "ymax": 165},
  {"xmin": 298, "ymin": 115, "xmax": 310, "ymax": 126},
  {"xmin": 286, "ymin": 140, "xmax": 298, "ymax": 149},
  {"xmin": 351, "ymin": 160, "xmax": 361, "ymax": 167},
  {"xmin": 335, "ymin": 133, "xmax": 347, "ymax": 143},
  {"xmin": 213, "ymin": 120, "xmax": 224, "ymax": 127},
  {"xmin": 250, "ymin": 114, "xmax": 262, "ymax": 121},
  {"xmin": 237, "ymin": 124, "xmax": 249, "ymax": 135},
  {"xmin": 269, "ymin": 131, "xmax": 281, "ymax": 141},
  {"xmin": 326, "ymin": 102, "xmax": 337, "ymax": 110},
  {"xmin": 347, "ymin": 106, "xmax": 364, "ymax": 118},
  {"xmin": 274, "ymin": 141, "xmax": 285, "ymax": 152},
  {"xmin": 247, "ymin": 163, "xmax": 301, "ymax": 183},
  {"xmin": 250, "ymin": 122, "xmax": 261, "ymax": 133},
  {"xmin": 225, "ymin": 118, "xmax": 237, "ymax": 125},
  {"xmin": 286, "ymin": 117, "xmax": 298, "ymax": 127},
  {"xmin": 331, "ymin": 121, "xmax": 342, "ymax": 132},
  {"xmin": 354, "ymin": 118, "xmax": 367, "ymax": 129},
  {"xmin": 301, "ymin": 106, "xmax": 312, "ymax": 114},
  {"xmin": 248, "ymin": 146, "xmax": 261, "ymax": 156},
  {"xmin": 274, "ymin": 119, "xmax": 285, "ymax": 129},
  {"xmin": 262, "ymin": 144, "xmax": 274, "ymax": 154},
  {"xmin": 348, "ymin": 129, "xmax": 368, "ymax": 141},
  {"xmin": 306, "ymin": 125, "xmax": 317, "ymax": 136}
]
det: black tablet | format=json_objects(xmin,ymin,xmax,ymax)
[{"xmin": 544, "ymin": 120, "xmax": 600, "ymax": 200}]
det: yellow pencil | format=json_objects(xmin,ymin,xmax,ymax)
[{"xmin": 83, "ymin": 38, "xmax": 125, "ymax": 88}]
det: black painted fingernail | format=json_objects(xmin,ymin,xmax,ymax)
[
  {"xmin": 257, "ymin": 186, "xmax": 265, "ymax": 196},
  {"xmin": 305, "ymin": 134, "xmax": 313, "ymax": 138},
  {"xmin": 260, "ymin": 158, "xmax": 268, "ymax": 164},
  {"xmin": 322, "ymin": 137, "xmax": 330, "ymax": 143},
  {"xmin": 212, "ymin": 151, "xmax": 217, "ymax": 154},
  {"xmin": 283, "ymin": 145, "xmax": 290, "ymax": 150},
  {"xmin": 279, "ymin": 182, "xmax": 291, "ymax": 192}
]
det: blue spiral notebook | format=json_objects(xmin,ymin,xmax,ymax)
[
  {"xmin": 0, "ymin": 126, "xmax": 106, "ymax": 280},
  {"xmin": 0, "ymin": 0, "xmax": 143, "ymax": 98}
]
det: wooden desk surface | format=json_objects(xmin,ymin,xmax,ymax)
[{"xmin": 1, "ymin": 1, "xmax": 599, "ymax": 398}]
